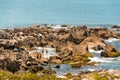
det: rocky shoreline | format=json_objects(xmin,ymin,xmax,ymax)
[{"xmin": 0, "ymin": 25, "xmax": 120, "ymax": 79}]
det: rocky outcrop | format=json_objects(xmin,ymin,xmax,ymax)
[
  {"xmin": 0, "ymin": 25, "xmax": 119, "ymax": 73},
  {"xmin": 101, "ymin": 45, "xmax": 120, "ymax": 57},
  {"xmin": 69, "ymin": 26, "xmax": 88, "ymax": 44},
  {"xmin": 0, "ymin": 58, "xmax": 20, "ymax": 73},
  {"xmin": 111, "ymin": 25, "xmax": 120, "ymax": 32},
  {"xmin": 0, "ymin": 30, "xmax": 12, "ymax": 39},
  {"xmin": 89, "ymin": 28, "xmax": 120, "ymax": 38},
  {"xmin": 111, "ymin": 25, "xmax": 120, "ymax": 28},
  {"xmin": 79, "ymin": 69, "xmax": 120, "ymax": 80}
]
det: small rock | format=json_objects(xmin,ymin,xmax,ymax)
[
  {"xmin": 54, "ymin": 64, "xmax": 60, "ymax": 68},
  {"xmin": 37, "ymin": 72, "xmax": 44, "ymax": 77},
  {"xmin": 70, "ymin": 62, "xmax": 82, "ymax": 68},
  {"xmin": 51, "ymin": 59, "xmax": 62, "ymax": 64}
]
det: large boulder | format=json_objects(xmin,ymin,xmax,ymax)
[
  {"xmin": 89, "ymin": 28, "xmax": 119, "ymax": 39},
  {"xmin": 0, "ymin": 49, "xmax": 20, "ymax": 61},
  {"xmin": 0, "ymin": 39, "xmax": 18, "ymax": 49},
  {"xmin": 0, "ymin": 30, "xmax": 12, "ymax": 39},
  {"xmin": 69, "ymin": 26, "xmax": 88, "ymax": 44},
  {"xmin": 70, "ymin": 36, "xmax": 106, "ymax": 56},
  {"xmin": 0, "ymin": 58, "xmax": 20, "ymax": 73},
  {"xmin": 101, "ymin": 45, "xmax": 120, "ymax": 57},
  {"xmin": 81, "ymin": 36, "xmax": 106, "ymax": 49},
  {"xmin": 55, "ymin": 26, "xmax": 88, "ymax": 45},
  {"xmin": 29, "ymin": 52, "xmax": 41, "ymax": 60}
]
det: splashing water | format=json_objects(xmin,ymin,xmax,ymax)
[{"xmin": 29, "ymin": 47, "xmax": 57, "ymax": 59}]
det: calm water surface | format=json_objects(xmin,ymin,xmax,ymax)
[{"xmin": 0, "ymin": 0, "xmax": 120, "ymax": 28}]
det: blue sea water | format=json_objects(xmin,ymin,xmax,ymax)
[
  {"xmin": 0, "ymin": 0, "xmax": 120, "ymax": 74},
  {"xmin": 0, "ymin": 0, "xmax": 120, "ymax": 28}
]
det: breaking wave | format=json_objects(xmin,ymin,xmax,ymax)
[{"xmin": 104, "ymin": 38, "xmax": 120, "ymax": 43}]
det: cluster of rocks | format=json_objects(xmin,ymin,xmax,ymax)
[
  {"xmin": 55, "ymin": 69, "xmax": 120, "ymax": 80},
  {"xmin": 111, "ymin": 25, "xmax": 120, "ymax": 31},
  {"xmin": 0, "ymin": 25, "xmax": 120, "ymax": 73},
  {"xmin": 74, "ymin": 69, "xmax": 120, "ymax": 80}
]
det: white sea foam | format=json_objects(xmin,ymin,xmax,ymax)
[
  {"xmin": 89, "ymin": 49, "xmax": 103, "ymax": 54},
  {"xmin": 56, "ymin": 75, "xmax": 67, "ymax": 79},
  {"xmin": 87, "ymin": 68, "xmax": 96, "ymax": 71},
  {"xmin": 29, "ymin": 47, "xmax": 57, "ymax": 59},
  {"xmin": 104, "ymin": 38, "xmax": 120, "ymax": 43},
  {"xmin": 38, "ymin": 47, "xmax": 57, "ymax": 59},
  {"xmin": 51, "ymin": 25, "xmax": 67, "ymax": 29},
  {"xmin": 89, "ymin": 57, "xmax": 115, "ymax": 63}
]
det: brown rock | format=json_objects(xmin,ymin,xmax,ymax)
[
  {"xmin": 49, "ymin": 56, "xmax": 57, "ymax": 60},
  {"xmin": 51, "ymin": 59, "xmax": 62, "ymax": 64},
  {"xmin": 0, "ymin": 30, "xmax": 12, "ymax": 39},
  {"xmin": 38, "ymin": 58, "xmax": 48, "ymax": 64},
  {"xmin": 29, "ymin": 52, "xmax": 41, "ymax": 60},
  {"xmin": 29, "ymin": 65, "xmax": 44, "ymax": 73},
  {"xmin": 101, "ymin": 45, "xmax": 120, "ymax": 57},
  {"xmin": 42, "ymin": 67, "xmax": 56, "ymax": 75},
  {"xmin": 70, "ymin": 26, "xmax": 88, "ymax": 44},
  {"xmin": 1, "ymin": 58, "xmax": 20, "ymax": 73},
  {"xmin": 70, "ymin": 62, "xmax": 82, "ymax": 68}
]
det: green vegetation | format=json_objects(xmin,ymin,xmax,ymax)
[
  {"xmin": 63, "ymin": 53, "xmax": 93, "ymax": 68},
  {"xmin": 90, "ymin": 72, "xmax": 108, "ymax": 80},
  {"xmin": 64, "ymin": 73, "xmax": 81, "ymax": 80},
  {"xmin": 64, "ymin": 73, "xmax": 75, "ymax": 79},
  {"xmin": 63, "ymin": 58, "xmax": 73, "ymax": 64},
  {"xmin": 63, "ymin": 53, "xmax": 92, "ymax": 64},
  {"xmin": 109, "ymin": 51, "xmax": 120, "ymax": 57},
  {"xmin": 82, "ymin": 71, "xmax": 120, "ymax": 80},
  {"xmin": 0, "ymin": 70, "xmax": 67, "ymax": 80},
  {"xmin": 0, "ymin": 70, "xmax": 120, "ymax": 80}
]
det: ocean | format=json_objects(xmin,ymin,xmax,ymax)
[
  {"xmin": 0, "ymin": 0, "xmax": 120, "ymax": 28},
  {"xmin": 0, "ymin": 0, "xmax": 120, "ymax": 75}
]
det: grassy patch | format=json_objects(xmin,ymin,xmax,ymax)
[
  {"xmin": 0, "ymin": 70, "xmax": 68, "ymax": 80},
  {"xmin": 109, "ymin": 51, "xmax": 120, "ymax": 57},
  {"xmin": 90, "ymin": 72, "xmax": 108, "ymax": 80}
]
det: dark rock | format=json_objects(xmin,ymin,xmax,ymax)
[
  {"xmin": 1, "ymin": 58, "xmax": 20, "ymax": 73},
  {"xmin": 28, "ymin": 63, "xmax": 44, "ymax": 73},
  {"xmin": 111, "ymin": 25, "xmax": 120, "ymax": 28},
  {"xmin": 54, "ymin": 64, "xmax": 60, "ymax": 68},
  {"xmin": 70, "ymin": 27, "xmax": 88, "ymax": 44},
  {"xmin": 101, "ymin": 45, "xmax": 120, "ymax": 57},
  {"xmin": 42, "ymin": 67, "xmax": 56, "ymax": 75}
]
